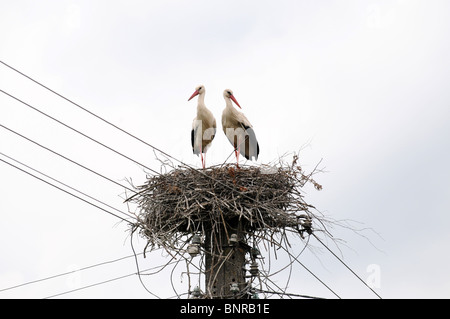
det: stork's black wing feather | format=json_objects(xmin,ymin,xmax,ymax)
[
  {"xmin": 239, "ymin": 122, "xmax": 259, "ymax": 161},
  {"xmin": 191, "ymin": 128, "xmax": 195, "ymax": 154}
]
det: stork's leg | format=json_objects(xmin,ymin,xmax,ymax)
[
  {"xmin": 201, "ymin": 152, "xmax": 205, "ymax": 169},
  {"xmin": 200, "ymin": 144, "xmax": 205, "ymax": 169},
  {"xmin": 235, "ymin": 139, "xmax": 241, "ymax": 169},
  {"xmin": 202, "ymin": 152, "xmax": 206, "ymax": 169}
]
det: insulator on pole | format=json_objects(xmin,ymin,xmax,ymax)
[
  {"xmin": 229, "ymin": 233, "xmax": 239, "ymax": 245},
  {"xmin": 230, "ymin": 283, "xmax": 240, "ymax": 294},
  {"xmin": 249, "ymin": 261, "xmax": 259, "ymax": 276}
]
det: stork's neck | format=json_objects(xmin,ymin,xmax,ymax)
[
  {"xmin": 197, "ymin": 93, "xmax": 206, "ymax": 110},
  {"xmin": 225, "ymin": 98, "xmax": 237, "ymax": 115},
  {"xmin": 197, "ymin": 94, "xmax": 206, "ymax": 114},
  {"xmin": 225, "ymin": 98, "xmax": 234, "ymax": 109}
]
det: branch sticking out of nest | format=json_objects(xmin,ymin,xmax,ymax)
[{"xmin": 126, "ymin": 155, "xmax": 325, "ymax": 252}]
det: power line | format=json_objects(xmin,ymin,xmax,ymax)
[
  {"xmin": 130, "ymin": 226, "xmax": 160, "ymax": 299},
  {"xmin": 0, "ymin": 251, "xmax": 150, "ymax": 294},
  {"xmin": 0, "ymin": 121, "xmax": 178, "ymax": 218},
  {"xmin": 0, "ymin": 151, "xmax": 133, "ymax": 221},
  {"xmin": 43, "ymin": 271, "xmax": 136, "ymax": 299},
  {"xmin": 43, "ymin": 260, "xmax": 182, "ymax": 299},
  {"xmin": 0, "ymin": 89, "xmax": 161, "ymax": 177},
  {"xmin": 0, "ymin": 123, "xmax": 135, "ymax": 194},
  {"xmin": 276, "ymin": 238, "xmax": 341, "ymax": 299},
  {"xmin": 312, "ymin": 233, "xmax": 382, "ymax": 299},
  {"xmin": 253, "ymin": 289, "xmax": 326, "ymax": 299},
  {"xmin": 0, "ymin": 156, "xmax": 131, "ymax": 223},
  {"xmin": 0, "ymin": 60, "xmax": 182, "ymax": 167}
]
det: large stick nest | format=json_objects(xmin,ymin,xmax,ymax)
[{"xmin": 126, "ymin": 155, "xmax": 324, "ymax": 250}]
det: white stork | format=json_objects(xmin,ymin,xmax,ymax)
[
  {"xmin": 221, "ymin": 89, "xmax": 259, "ymax": 168},
  {"xmin": 188, "ymin": 85, "xmax": 217, "ymax": 169}
]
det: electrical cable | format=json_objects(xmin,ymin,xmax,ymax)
[
  {"xmin": 0, "ymin": 151, "xmax": 133, "ymax": 221},
  {"xmin": 43, "ymin": 272, "xmax": 137, "ymax": 299},
  {"xmin": 0, "ymin": 60, "xmax": 187, "ymax": 168},
  {"xmin": 42, "ymin": 258, "xmax": 182, "ymax": 299},
  {"xmin": 253, "ymin": 289, "xmax": 325, "ymax": 299},
  {"xmin": 0, "ymin": 89, "xmax": 161, "ymax": 177},
  {"xmin": 272, "ymin": 236, "xmax": 341, "ymax": 299},
  {"xmin": 312, "ymin": 233, "xmax": 382, "ymax": 299},
  {"xmin": 0, "ymin": 251, "xmax": 151, "ymax": 293},
  {"xmin": 43, "ymin": 265, "xmax": 165, "ymax": 299},
  {"xmin": 130, "ymin": 226, "xmax": 160, "ymax": 298},
  {"xmin": 0, "ymin": 123, "xmax": 135, "ymax": 194},
  {"xmin": 0, "ymin": 157, "xmax": 131, "ymax": 223}
]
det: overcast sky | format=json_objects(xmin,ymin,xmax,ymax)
[{"xmin": 1, "ymin": 0, "xmax": 449, "ymax": 299}]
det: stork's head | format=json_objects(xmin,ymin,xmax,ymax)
[
  {"xmin": 223, "ymin": 89, "xmax": 241, "ymax": 108},
  {"xmin": 188, "ymin": 85, "xmax": 205, "ymax": 101}
]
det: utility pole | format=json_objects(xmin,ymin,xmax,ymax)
[{"xmin": 204, "ymin": 218, "xmax": 248, "ymax": 299}]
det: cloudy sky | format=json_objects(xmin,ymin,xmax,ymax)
[{"xmin": 1, "ymin": 0, "xmax": 449, "ymax": 299}]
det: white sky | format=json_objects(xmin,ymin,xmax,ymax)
[{"xmin": 1, "ymin": 0, "xmax": 449, "ymax": 299}]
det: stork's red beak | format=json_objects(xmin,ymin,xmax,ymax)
[
  {"xmin": 188, "ymin": 90, "xmax": 199, "ymax": 101},
  {"xmin": 230, "ymin": 95, "xmax": 241, "ymax": 108}
]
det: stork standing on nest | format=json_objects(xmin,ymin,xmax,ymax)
[
  {"xmin": 188, "ymin": 85, "xmax": 216, "ymax": 169},
  {"xmin": 222, "ymin": 89, "xmax": 259, "ymax": 168}
]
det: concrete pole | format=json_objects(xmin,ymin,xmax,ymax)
[{"xmin": 204, "ymin": 219, "xmax": 248, "ymax": 299}]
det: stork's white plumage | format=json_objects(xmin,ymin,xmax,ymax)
[
  {"xmin": 221, "ymin": 89, "xmax": 259, "ymax": 168},
  {"xmin": 188, "ymin": 85, "xmax": 216, "ymax": 169}
]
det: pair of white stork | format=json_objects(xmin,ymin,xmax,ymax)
[{"xmin": 188, "ymin": 85, "xmax": 259, "ymax": 169}]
